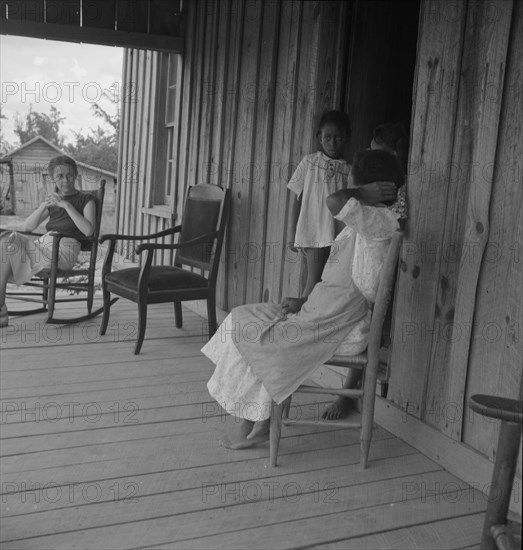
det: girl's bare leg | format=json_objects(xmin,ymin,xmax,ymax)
[{"xmin": 302, "ymin": 247, "xmax": 329, "ymax": 297}]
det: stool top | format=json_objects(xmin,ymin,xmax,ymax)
[{"xmin": 469, "ymin": 394, "xmax": 523, "ymax": 423}]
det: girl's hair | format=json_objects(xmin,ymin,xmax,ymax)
[
  {"xmin": 48, "ymin": 155, "xmax": 78, "ymax": 178},
  {"xmin": 318, "ymin": 110, "xmax": 351, "ymax": 138}
]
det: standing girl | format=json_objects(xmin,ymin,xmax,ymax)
[{"xmin": 286, "ymin": 110, "xmax": 352, "ymax": 313}]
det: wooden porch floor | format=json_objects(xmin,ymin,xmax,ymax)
[{"xmin": 1, "ymin": 298, "xmax": 487, "ymax": 549}]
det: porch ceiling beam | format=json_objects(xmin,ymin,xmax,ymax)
[{"xmin": 0, "ymin": 19, "xmax": 184, "ymax": 52}]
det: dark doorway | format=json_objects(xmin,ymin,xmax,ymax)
[{"xmin": 344, "ymin": 0, "xmax": 421, "ymax": 165}]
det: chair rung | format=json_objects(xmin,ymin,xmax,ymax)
[
  {"xmin": 7, "ymin": 296, "xmax": 45, "ymax": 304},
  {"xmin": 295, "ymin": 385, "xmax": 364, "ymax": 398},
  {"xmin": 283, "ymin": 419, "xmax": 362, "ymax": 429},
  {"xmin": 55, "ymin": 285, "xmax": 89, "ymax": 290},
  {"xmin": 14, "ymin": 281, "xmax": 47, "ymax": 288},
  {"xmin": 325, "ymin": 353, "xmax": 367, "ymax": 368},
  {"xmin": 326, "ymin": 360, "xmax": 366, "ymax": 369}
]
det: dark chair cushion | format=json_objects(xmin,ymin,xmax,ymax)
[{"xmin": 105, "ymin": 266, "xmax": 209, "ymax": 292}]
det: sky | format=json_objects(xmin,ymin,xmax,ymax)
[{"xmin": 0, "ymin": 35, "xmax": 123, "ymax": 147}]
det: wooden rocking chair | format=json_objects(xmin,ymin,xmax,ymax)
[{"xmin": 4, "ymin": 180, "xmax": 111, "ymax": 324}]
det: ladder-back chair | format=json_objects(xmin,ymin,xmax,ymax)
[{"xmin": 270, "ymin": 230, "xmax": 404, "ymax": 468}]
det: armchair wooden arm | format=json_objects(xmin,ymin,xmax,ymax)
[
  {"xmin": 100, "ymin": 225, "xmax": 185, "ymax": 280},
  {"xmin": 135, "ymin": 230, "xmax": 219, "ymax": 254},
  {"xmin": 99, "ymin": 225, "xmax": 182, "ymax": 244}
]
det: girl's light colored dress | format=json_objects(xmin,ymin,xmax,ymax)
[
  {"xmin": 203, "ymin": 198, "xmax": 400, "ymax": 421},
  {"xmin": 288, "ymin": 151, "xmax": 351, "ymax": 248}
]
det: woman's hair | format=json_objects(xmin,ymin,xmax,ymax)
[
  {"xmin": 318, "ymin": 110, "xmax": 351, "ymax": 138},
  {"xmin": 48, "ymin": 155, "xmax": 78, "ymax": 178},
  {"xmin": 351, "ymin": 149, "xmax": 405, "ymax": 206}
]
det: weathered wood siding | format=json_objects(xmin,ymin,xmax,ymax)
[
  {"xmin": 117, "ymin": 0, "xmax": 352, "ymax": 306},
  {"xmin": 8, "ymin": 140, "xmax": 53, "ymax": 217},
  {"xmin": 117, "ymin": 48, "xmax": 159, "ymax": 262},
  {"xmin": 388, "ymin": 0, "xmax": 522, "ymax": 470},
  {"xmin": 116, "ymin": 0, "xmax": 521, "ymax": 476}
]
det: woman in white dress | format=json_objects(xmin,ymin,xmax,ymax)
[{"xmin": 202, "ymin": 181, "xmax": 399, "ymax": 448}]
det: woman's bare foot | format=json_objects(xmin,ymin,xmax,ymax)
[
  {"xmin": 220, "ymin": 419, "xmax": 269, "ymax": 450},
  {"xmin": 322, "ymin": 397, "xmax": 354, "ymax": 420},
  {"xmin": 246, "ymin": 419, "xmax": 270, "ymax": 441}
]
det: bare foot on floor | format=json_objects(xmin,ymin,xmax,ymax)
[
  {"xmin": 220, "ymin": 419, "xmax": 269, "ymax": 450},
  {"xmin": 247, "ymin": 419, "xmax": 270, "ymax": 441},
  {"xmin": 322, "ymin": 397, "xmax": 354, "ymax": 420}
]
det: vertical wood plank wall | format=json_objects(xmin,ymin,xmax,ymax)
[
  {"xmin": 463, "ymin": 0, "xmax": 522, "ymax": 466},
  {"xmin": 117, "ymin": 0, "xmax": 351, "ymax": 308},
  {"xmin": 116, "ymin": 0, "xmax": 521, "ymax": 470},
  {"xmin": 388, "ymin": 0, "xmax": 522, "ymax": 467}
]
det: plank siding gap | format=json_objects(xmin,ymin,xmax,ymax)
[
  {"xmin": 279, "ymin": 1, "xmax": 305, "ymax": 300},
  {"xmin": 242, "ymin": 0, "xmax": 265, "ymax": 304},
  {"xmin": 245, "ymin": 0, "xmax": 281, "ymax": 304},
  {"xmin": 222, "ymin": 0, "xmax": 246, "ymax": 311}
]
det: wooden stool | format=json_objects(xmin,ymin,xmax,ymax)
[{"xmin": 469, "ymin": 394, "xmax": 522, "ymax": 550}]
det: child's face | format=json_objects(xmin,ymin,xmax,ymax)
[{"xmin": 319, "ymin": 123, "xmax": 348, "ymax": 159}]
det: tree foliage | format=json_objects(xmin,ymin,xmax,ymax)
[
  {"xmin": 66, "ymin": 127, "xmax": 118, "ymax": 173},
  {"xmin": 14, "ymin": 105, "xmax": 65, "ymax": 147},
  {"xmin": 7, "ymin": 90, "xmax": 119, "ymax": 174},
  {"xmin": 65, "ymin": 90, "xmax": 119, "ymax": 173},
  {"xmin": 92, "ymin": 91, "xmax": 120, "ymax": 135},
  {"xmin": 0, "ymin": 106, "xmax": 13, "ymax": 157}
]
